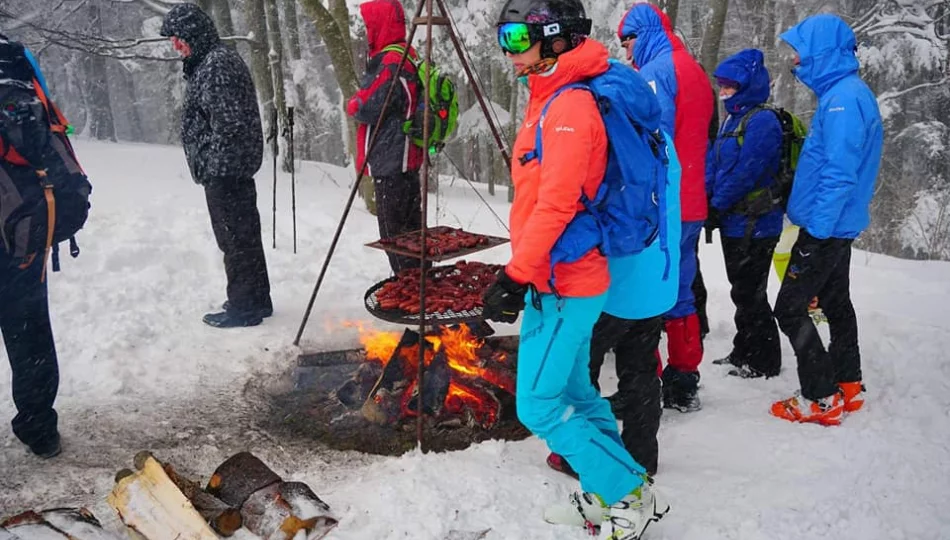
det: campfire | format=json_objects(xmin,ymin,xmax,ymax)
[{"xmin": 336, "ymin": 324, "xmax": 517, "ymax": 430}]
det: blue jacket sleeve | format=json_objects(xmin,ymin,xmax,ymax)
[
  {"xmin": 639, "ymin": 60, "xmax": 677, "ymax": 138},
  {"xmin": 808, "ymin": 94, "xmax": 865, "ymax": 239},
  {"xmin": 710, "ymin": 111, "xmax": 782, "ymax": 211}
]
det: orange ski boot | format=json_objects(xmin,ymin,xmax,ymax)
[
  {"xmin": 838, "ymin": 382, "xmax": 866, "ymax": 413},
  {"xmin": 770, "ymin": 391, "xmax": 846, "ymax": 426}
]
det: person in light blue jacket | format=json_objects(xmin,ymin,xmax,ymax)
[
  {"xmin": 770, "ymin": 14, "xmax": 883, "ymax": 426},
  {"xmin": 547, "ymin": 133, "xmax": 682, "ymax": 477},
  {"xmin": 705, "ymin": 48, "xmax": 783, "ymax": 379}
]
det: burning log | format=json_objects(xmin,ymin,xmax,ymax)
[{"xmin": 353, "ymin": 325, "xmax": 518, "ymax": 430}]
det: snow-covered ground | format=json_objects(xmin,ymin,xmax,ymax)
[{"xmin": 1, "ymin": 141, "xmax": 949, "ymax": 539}]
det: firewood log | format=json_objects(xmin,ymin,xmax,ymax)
[
  {"xmin": 132, "ymin": 451, "xmax": 242, "ymax": 536},
  {"xmin": 206, "ymin": 452, "xmax": 282, "ymax": 508}
]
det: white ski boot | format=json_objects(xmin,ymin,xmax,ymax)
[{"xmin": 543, "ymin": 478, "xmax": 669, "ymax": 539}]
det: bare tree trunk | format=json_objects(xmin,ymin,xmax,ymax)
[
  {"xmin": 506, "ymin": 86, "xmax": 520, "ymax": 203},
  {"xmin": 209, "ymin": 0, "xmax": 236, "ymax": 42},
  {"xmin": 118, "ymin": 63, "xmax": 144, "ymax": 142},
  {"xmin": 244, "ymin": 0, "xmax": 276, "ymax": 138},
  {"xmin": 298, "ymin": 0, "xmax": 374, "ymax": 213},
  {"xmin": 281, "ymin": 0, "xmax": 313, "ymax": 161},
  {"xmin": 655, "ymin": 0, "xmax": 681, "ymax": 28},
  {"xmin": 263, "ymin": 0, "xmax": 292, "ymax": 172},
  {"xmin": 699, "ymin": 0, "xmax": 730, "ymax": 75},
  {"xmin": 82, "ymin": 0, "xmax": 117, "ymax": 141}
]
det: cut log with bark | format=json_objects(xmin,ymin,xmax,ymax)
[
  {"xmin": 207, "ymin": 452, "xmax": 337, "ymax": 540},
  {"xmin": 205, "ymin": 451, "xmax": 282, "ymax": 508},
  {"xmin": 131, "ymin": 451, "xmax": 243, "ymax": 536}
]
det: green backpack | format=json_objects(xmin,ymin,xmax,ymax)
[
  {"xmin": 382, "ymin": 45, "xmax": 459, "ymax": 155},
  {"xmin": 724, "ymin": 104, "xmax": 807, "ymax": 217}
]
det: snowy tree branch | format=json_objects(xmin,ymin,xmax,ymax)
[{"xmin": 878, "ymin": 77, "xmax": 949, "ymax": 102}]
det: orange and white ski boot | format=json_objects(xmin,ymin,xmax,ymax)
[
  {"xmin": 838, "ymin": 382, "xmax": 866, "ymax": 413},
  {"xmin": 770, "ymin": 391, "xmax": 846, "ymax": 426}
]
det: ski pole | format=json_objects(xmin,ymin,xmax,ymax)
[
  {"xmin": 288, "ymin": 106, "xmax": 297, "ymax": 254},
  {"xmin": 269, "ymin": 107, "xmax": 278, "ymax": 250}
]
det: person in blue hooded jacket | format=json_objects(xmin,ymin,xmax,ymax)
[
  {"xmin": 769, "ymin": 14, "xmax": 883, "ymax": 426},
  {"xmin": 617, "ymin": 3, "xmax": 713, "ymax": 414},
  {"xmin": 705, "ymin": 49, "xmax": 783, "ymax": 379}
]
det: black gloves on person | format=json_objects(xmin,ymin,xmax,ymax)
[{"xmin": 481, "ymin": 270, "xmax": 528, "ymax": 324}]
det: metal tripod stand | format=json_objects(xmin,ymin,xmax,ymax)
[{"xmin": 292, "ymin": 0, "xmax": 513, "ymax": 448}]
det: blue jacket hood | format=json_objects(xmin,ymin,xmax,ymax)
[
  {"xmin": 780, "ymin": 14, "xmax": 860, "ymax": 96},
  {"xmin": 618, "ymin": 4, "xmax": 677, "ymax": 69},
  {"xmin": 714, "ymin": 49, "xmax": 771, "ymax": 115}
]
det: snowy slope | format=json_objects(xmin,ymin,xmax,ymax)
[{"xmin": 1, "ymin": 141, "xmax": 949, "ymax": 539}]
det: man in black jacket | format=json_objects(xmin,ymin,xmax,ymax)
[{"xmin": 161, "ymin": 4, "xmax": 272, "ymax": 328}]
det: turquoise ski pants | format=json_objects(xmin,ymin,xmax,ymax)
[{"xmin": 516, "ymin": 292, "xmax": 646, "ymax": 505}]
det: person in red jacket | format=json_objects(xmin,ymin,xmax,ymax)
[
  {"xmin": 482, "ymin": 1, "xmax": 669, "ymax": 537},
  {"xmin": 618, "ymin": 3, "xmax": 713, "ymax": 412},
  {"xmin": 347, "ymin": 0, "xmax": 424, "ymax": 273}
]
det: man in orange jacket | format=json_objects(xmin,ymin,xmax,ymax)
[{"xmin": 482, "ymin": 1, "xmax": 668, "ymax": 538}]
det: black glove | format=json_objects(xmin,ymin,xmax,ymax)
[
  {"xmin": 481, "ymin": 270, "xmax": 528, "ymax": 324},
  {"xmin": 704, "ymin": 205, "xmax": 721, "ymax": 244}
]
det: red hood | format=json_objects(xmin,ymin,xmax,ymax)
[
  {"xmin": 528, "ymin": 39, "xmax": 611, "ymax": 101},
  {"xmin": 360, "ymin": 0, "xmax": 407, "ymax": 55}
]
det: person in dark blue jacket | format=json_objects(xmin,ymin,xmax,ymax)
[
  {"xmin": 705, "ymin": 49, "xmax": 783, "ymax": 379},
  {"xmin": 770, "ymin": 14, "xmax": 883, "ymax": 426}
]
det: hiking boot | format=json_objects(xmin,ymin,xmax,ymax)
[
  {"xmin": 203, "ymin": 310, "xmax": 263, "ymax": 328},
  {"xmin": 770, "ymin": 391, "xmax": 845, "ymax": 426},
  {"xmin": 727, "ymin": 364, "xmax": 767, "ymax": 379},
  {"xmin": 546, "ymin": 452, "xmax": 579, "ymax": 480},
  {"xmin": 711, "ymin": 353, "xmax": 738, "ymax": 366},
  {"xmin": 838, "ymin": 382, "xmax": 865, "ymax": 412},
  {"xmin": 29, "ymin": 433, "xmax": 61, "ymax": 459},
  {"xmin": 222, "ymin": 301, "xmax": 273, "ymax": 318},
  {"xmin": 661, "ymin": 366, "xmax": 701, "ymax": 413},
  {"xmin": 663, "ymin": 386, "xmax": 702, "ymax": 413}
]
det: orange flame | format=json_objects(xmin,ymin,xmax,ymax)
[{"xmin": 349, "ymin": 321, "xmax": 512, "ymax": 428}]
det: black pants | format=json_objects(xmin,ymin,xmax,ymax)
[
  {"xmin": 374, "ymin": 171, "xmax": 422, "ymax": 273},
  {"xmin": 589, "ymin": 314, "xmax": 663, "ymax": 475},
  {"xmin": 205, "ymin": 178, "xmax": 272, "ymax": 315},
  {"xmin": 0, "ymin": 253, "xmax": 59, "ymax": 450},
  {"xmin": 722, "ymin": 235, "xmax": 781, "ymax": 375},
  {"xmin": 774, "ymin": 232, "xmax": 859, "ymax": 401},
  {"xmin": 692, "ymin": 242, "xmax": 709, "ymax": 339}
]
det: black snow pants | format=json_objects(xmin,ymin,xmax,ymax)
[
  {"xmin": 722, "ymin": 235, "xmax": 781, "ymax": 376},
  {"xmin": 773, "ymin": 231, "xmax": 860, "ymax": 401},
  {"xmin": 692, "ymin": 240, "xmax": 709, "ymax": 339},
  {"xmin": 204, "ymin": 177, "xmax": 272, "ymax": 315},
  {"xmin": 374, "ymin": 170, "xmax": 422, "ymax": 273},
  {"xmin": 588, "ymin": 314, "xmax": 663, "ymax": 475},
  {"xmin": 0, "ymin": 252, "xmax": 59, "ymax": 450}
]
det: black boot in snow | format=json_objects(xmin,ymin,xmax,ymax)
[
  {"xmin": 30, "ymin": 433, "xmax": 62, "ymax": 459},
  {"xmin": 203, "ymin": 310, "xmax": 263, "ymax": 328},
  {"xmin": 222, "ymin": 300, "xmax": 273, "ymax": 318},
  {"xmin": 662, "ymin": 366, "xmax": 702, "ymax": 413}
]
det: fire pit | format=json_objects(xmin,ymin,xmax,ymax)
[{"xmin": 262, "ymin": 324, "xmax": 529, "ymax": 456}]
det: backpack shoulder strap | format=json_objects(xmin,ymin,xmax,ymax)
[
  {"xmin": 520, "ymin": 82, "xmax": 591, "ymax": 166},
  {"xmin": 381, "ymin": 44, "xmax": 418, "ymax": 66}
]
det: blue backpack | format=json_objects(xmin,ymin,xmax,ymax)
[{"xmin": 520, "ymin": 60, "xmax": 672, "ymax": 289}]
